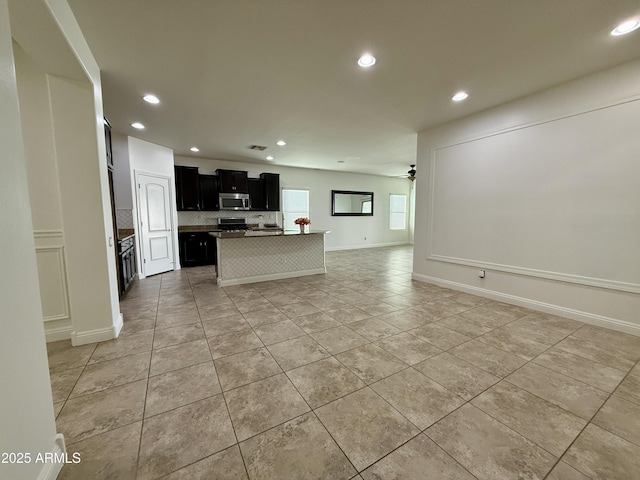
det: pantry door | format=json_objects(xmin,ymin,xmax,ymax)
[{"xmin": 136, "ymin": 172, "xmax": 175, "ymax": 276}]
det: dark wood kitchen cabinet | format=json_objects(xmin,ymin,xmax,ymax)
[
  {"xmin": 261, "ymin": 173, "xmax": 280, "ymax": 211},
  {"xmin": 217, "ymin": 169, "xmax": 249, "ymax": 193},
  {"xmin": 199, "ymin": 174, "xmax": 219, "ymax": 211},
  {"xmin": 179, "ymin": 232, "xmax": 216, "ymax": 267},
  {"xmin": 175, "ymin": 166, "xmax": 200, "ymax": 210},
  {"xmin": 248, "ymin": 178, "xmax": 265, "ymax": 210},
  {"xmin": 118, "ymin": 235, "xmax": 136, "ymax": 295},
  {"xmin": 104, "ymin": 117, "xmax": 113, "ymax": 170}
]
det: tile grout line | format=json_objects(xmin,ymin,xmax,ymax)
[
  {"xmin": 148, "ymin": 266, "xmax": 247, "ymax": 479},
  {"xmin": 539, "ymin": 355, "xmax": 640, "ymax": 479},
  {"xmin": 270, "ymin": 343, "xmax": 363, "ymax": 477},
  {"xmin": 134, "ymin": 271, "xmax": 164, "ymax": 479},
  {"xmin": 52, "ymin": 246, "xmax": 639, "ymax": 479}
]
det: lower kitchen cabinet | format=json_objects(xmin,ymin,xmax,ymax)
[
  {"xmin": 179, "ymin": 232, "xmax": 217, "ymax": 267},
  {"xmin": 118, "ymin": 235, "xmax": 137, "ymax": 295}
]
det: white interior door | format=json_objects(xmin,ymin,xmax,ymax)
[{"xmin": 137, "ymin": 173, "xmax": 174, "ymax": 276}]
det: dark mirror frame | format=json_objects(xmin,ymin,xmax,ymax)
[{"xmin": 331, "ymin": 190, "xmax": 374, "ymax": 216}]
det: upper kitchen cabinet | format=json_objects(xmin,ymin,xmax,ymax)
[
  {"xmin": 217, "ymin": 169, "xmax": 249, "ymax": 193},
  {"xmin": 199, "ymin": 174, "xmax": 219, "ymax": 211},
  {"xmin": 262, "ymin": 173, "xmax": 280, "ymax": 211},
  {"xmin": 248, "ymin": 178, "xmax": 265, "ymax": 210},
  {"xmin": 104, "ymin": 117, "xmax": 113, "ymax": 170},
  {"xmin": 175, "ymin": 166, "xmax": 200, "ymax": 210}
]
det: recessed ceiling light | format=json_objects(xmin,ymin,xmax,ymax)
[
  {"xmin": 131, "ymin": 122, "xmax": 145, "ymax": 129},
  {"xmin": 452, "ymin": 91, "xmax": 469, "ymax": 102},
  {"xmin": 611, "ymin": 18, "xmax": 640, "ymax": 36},
  {"xmin": 143, "ymin": 94, "xmax": 160, "ymax": 104},
  {"xmin": 276, "ymin": 140, "xmax": 286, "ymax": 146},
  {"xmin": 357, "ymin": 54, "xmax": 376, "ymax": 68},
  {"xmin": 190, "ymin": 146, "xmax": 200, "ymax": 152},
  {"xmin": 266, "ymin": 155, "xmax": 274, "ymax": 161}
]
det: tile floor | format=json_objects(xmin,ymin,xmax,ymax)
[{"xmin": 47, "ymin": 246, "xmax": 640, "ymax": 479}]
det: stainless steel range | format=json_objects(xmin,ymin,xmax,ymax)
[{"xmin": 217, "ymin": 217, "xmax": 250, "ymax": 232}]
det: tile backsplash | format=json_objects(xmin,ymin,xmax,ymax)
[
  {"xmin": 116, "ymin": 209, "xmax": 134, "ymax": 228},
  {"xmin": 178, "ymin": 211, "xmax": 280, "ymax": 226}
]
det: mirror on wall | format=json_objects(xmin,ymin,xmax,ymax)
[{"xmin": 331, "ymin": 190, "xmax": 374, "ymax": 216}]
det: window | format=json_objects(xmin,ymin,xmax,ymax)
[
  {"xmin": 282, "ymin": 189, "xmax": 309, "ymax": 230},
  {"xmin": 389, "ymin": 194, "xmax": 407, "ymax": 230}
]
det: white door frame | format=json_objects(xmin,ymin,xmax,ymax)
[{"xmin": 133, "ymin": 170, "xmax": 177, "ymax": 278}]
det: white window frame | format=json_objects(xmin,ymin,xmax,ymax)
[
  {"xmin": 389, "ymin": 194, "xmax": 407, "ymax": 230},
  {"xmin": 282, "ymin": 188, "xmax": 310, "ymax": 231}
]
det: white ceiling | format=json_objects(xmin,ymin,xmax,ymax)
[{"xmin": 67, "ymin": 0, "xmax": 640, "ymax": 177}]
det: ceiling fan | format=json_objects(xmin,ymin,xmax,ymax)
[
  {"xmin": 392, "ymin": 164, "xmax": 417, "ymax": 181},
  {"xmin": 407, "ymin": 164, "xmax": 417, "ymax": 181}
]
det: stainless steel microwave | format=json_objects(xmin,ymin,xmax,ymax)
[{"xmin": 219, "ymin": 192, "xmax": 250, "ymax": 210}]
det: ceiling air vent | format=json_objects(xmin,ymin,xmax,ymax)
[{"xmin": 248, "ymin": 145, "xmax": 268, "ymax": 151}]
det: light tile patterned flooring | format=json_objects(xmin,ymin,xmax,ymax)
[{"xmin": 47, "ymin": 246, "xmax": 640, "ymax": 479}]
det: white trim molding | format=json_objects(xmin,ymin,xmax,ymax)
[
  {"xmin": 70, "ymin": 313, "xmax": 122, "ymax": 346},
  {"xmin": 36, "ymin": 434, "xmax": 66, "ymax": 480},
  {"xmin": 44, "ymin": 321, "xmax": 73, "ymax": 343},
  {"xmin": 412, "ymin": 272, "xmax": 640, "ymax": 337},
  {"xmin": 35, "ymin": 246, "xmax": 71, "ymax": 321},
  {"xmin": 425, "ymin": 97, "xmax": 640, "ymax": 296},
  {"xmin": 426, "ymin": 254, "xmax": 640, "ymax": 294},
  {"xmin": 34, "ymin": 231, "xmax": 74, "ymax": 342}
]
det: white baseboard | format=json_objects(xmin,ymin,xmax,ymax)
[
  {"xmin": 218, "ymin": 268, "xmax": 327, "ymax": 287},
  {"xmin": 326, "ymin": 241, "xmax": 411, "ymax": 252},
  {"xmin": 113, "ymin": 312, "xmax": 123, "ymax": 338},
  {"xmin": 44, "ymin": 323, "xmax": 72, "ymax": 343},
  {"xmin": 412, "ymin": 272, "xmax": 640, "ymax": 337},
  {"xmin": 46, "ymin": 314, "xmax": 122, "ymax": 344},
  {"xmin": 36, "ymin": 434, "xmax": 66, "ymax": 480},
  {"xmin": 70, "ymin": 313, "xmax": 123, "ymax": 346}
]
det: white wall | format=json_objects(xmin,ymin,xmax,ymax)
[
  {"xmin": 408, "ymin": 181, "xmax": 416, "ymax": 245},
  {"xmin": 11, "ymin": 0, "xmax": 122, "ymax": 345},
  {"xmin": 47, "ymin": 0, "xmax": 123, "ymax": 345},
  {"xmin": 13, "ymin": 42, "xmax": 74, "ymax": 340},
  {"xmin": 414, "ymin": 59, "xmax": 640, "ymax": 335},
  {"xmin": 128, "ymin": 137, "xmax": 179, "ymax": 276},
  {"xmin": 48, "ymin": 74, "xmax": 123, "ymax": 344},
  {"xmin": 0, "ymin": 1, "xmax": 63, "ymax": 478},
  {"xmin": 174, "ymin": 156, "xmax": 413, "ymax": 250},
  {"xmin": 13, "ymin": 43, "xmax": 63, "ymax": 230}
]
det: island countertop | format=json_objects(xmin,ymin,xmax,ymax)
[{"xmin": 209, "ymin": 230, "xmax": 330, "ymax": 239}]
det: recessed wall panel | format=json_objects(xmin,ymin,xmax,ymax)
[
  {"xmin": 146, "ymin": 183, "xmax": 168, "ymax": 231},
  {"xmin": 149, "ymin": 236, "xmax": 169, "ymax": 261},
  {"xmin": 34, "ymin": 231, "xmax": 70, "ymax": 322},
  {"xmin": 429, "ymin": 99, "xmax": 640, "ymax": 288}
]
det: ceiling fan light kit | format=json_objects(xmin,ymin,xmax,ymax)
[{"xmin": 408, "ymin": 165, "xmax": 417, "ymax": 181}]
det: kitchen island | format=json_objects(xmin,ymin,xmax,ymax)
[{"xmin": 209, "ymin": 230, "xmax": 329, "ymax": 286}]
